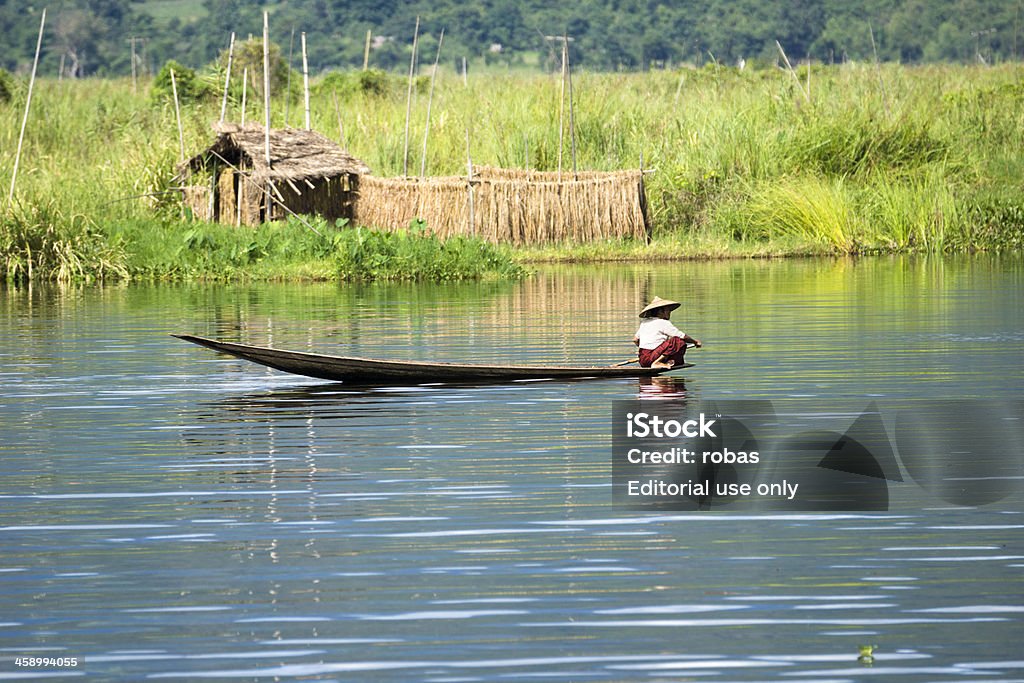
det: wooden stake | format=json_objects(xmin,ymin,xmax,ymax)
[
  {"xmin": 869, "ymin": 22, "xmax": 891, "ymax": 117},
  {"xmin": 420, "ymin": 28, "xmax": 444, "ymax": 179},
  {"xmin": 263, "ymin": 11, "xmax": 272, "ymax": 222},
  {"xmin": 775, "ymin": 40, "xmax": 810, "ymax": 104},
  {"xmin": 209, "ymin": 165, "xmax": 216, "ymax": 220},
  {"xmin": 285, "ymin": 27, "xmax": 295, "ymax": 126},
  {"xmin": 557, "ymin": 39, "xmax": 566, "ymax": 179},
  {"xmin": 566, "ymin": 34, "xmax": 578, "ymax": 179},
  {"xmin": 466, "ymin": 127, "xmax": 474, "ymax": 236},
  {"xmin": 58, "ymin": 52, "xmax": 65, "ymax": 81},
  {"xmin": 170, "ymin": 68, "xmax": 185, "ymax": 163},
  {"xmin": 263, "ymin": 10, "xmax": 271, "ymax": 165},
  {"xmin": 640, "ymin": 150, "xmax": 650, "ymax": 240},
  {"xmin": 240, "ymin": 67, "xmax": 248, "ymax": 125},
  {"xmin": 301, "ymin": 32, "xmax": 311, "ymax": 130},
  {"xmin": 363, "ymin": 29, "xmax": 372, "ymax": 70},
  {"xmin": 462, "ymin": 56, "xmax": 467, "ymax": 86},
  {"xmin": 403, "ymin": 16, "xmax": 420, "ymax": 177},
  {"xmin": 220, "ymin": 32, "xmax": 235, "ymax": 124},
  {"xmin": 8, "ymin": 8, "xmax": 45, "ymax": 206}
]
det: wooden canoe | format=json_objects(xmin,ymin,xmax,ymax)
[{"xmin": 173, "ymin": 334, "xmax": 692, "ymax": 384}]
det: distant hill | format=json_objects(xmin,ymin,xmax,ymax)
[{"xmin": 1, "ymin": 0, "xmax": 1019, "ymax": 76}]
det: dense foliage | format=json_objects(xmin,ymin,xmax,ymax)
[
  {"xmin": 335, "ymin": 224, "xmax": 530, "ymax": 281},
  {"xmin": 1, "ymin": 62, "xmax": 1021, "ymax": 282},
  {"xmin": 0, "ymin": 0, "xmax": 1021, "ymax": 77}
]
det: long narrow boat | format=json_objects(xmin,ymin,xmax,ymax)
[{"xmin": 174, "ymin": 334, "xmax": 691, "ymax": 384}]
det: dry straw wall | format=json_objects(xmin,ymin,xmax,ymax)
[{"xmin": 354, "ymin": 166, "xmax": 650, "ymax": 244}]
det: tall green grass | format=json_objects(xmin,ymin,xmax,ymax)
[
  {"xmin": 746, "ymin": 177, "xmax": 860, "ymax": 252},
  {"xmin": 335, "ymin": 224, "xmax": 529, "ymax": 281},
  {"xmin": 1, "ymin": 62, "xmax": 1022, "ymax": 282}
]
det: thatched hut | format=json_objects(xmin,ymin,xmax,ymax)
[{"xmin": 178, "ymin": 123, "xmax": 370, "ymax": 226}]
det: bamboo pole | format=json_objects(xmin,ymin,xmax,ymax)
[
  {"xmin": 220, "ymin": 32, "xmax": 235, "ymax": 124},
  {"xmin": 557, "ymin": 39, "xmax": 566, "ymax": 179},
  {"xmin": 209, "ymin": 165, "xmax": 216, "ymax": 220},
  {"xmin": 8, "ymin": 8, "xmax": 45, "ymax": 206},
  {"xmin": 263, "ymin": 11, "xmax": 272, "ymax": 221},
  {"xmin": 301, "ymin": 32, "xmax": 311, "ymax": 130},
  {"xmin": 775, "ymin": 40, "xmax": 810, "ymax": 104},
  {"xmin": 170, "ymin": 69, "xmax": 185, "ymax": 163},
  {"xmin": 263, "ymin": 11, "xmax": 271, "ymax": 166},
  {"xmin": 363, "ymin": 29, "xmax": 372, "ymax": 70},
  {"xmin": 674, "ymin": 71, "xmax": 685, "ymax": 104},
  {"xmin": 869, "ymin": 22, "xmax": 891, "ymax": 117},
  {"xmin": 236, "ymin": 169, "xmax": 242, "ymax": 226},
  {"xmin": 466, "ymin": 128, "xmax": 474, "ymax": 236},
  {"xmin": 420, "ymin": 28, "xmax": 444, "ymax": 179},
  {"xmin": 285, "ymin": 27, "xmax": 295, "ymax": 126},
  {"xmin": 240, "ymin": 67, "xmax": 248, "ymax": 125},
  {"xmin": 566, "ymin": 34, "xmax": 578, "ymax": 179},
  {"xmin": 403, "ymin": 16, "xmax": 420, "ymax": 177},
  {"xmin": 639, "ymin": 150, "xmax": 650, "ymax": 240}
]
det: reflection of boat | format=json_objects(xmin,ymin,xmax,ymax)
[{"xmin": 174, "ymin": 334, "xmax": 693, "ymax": 384}]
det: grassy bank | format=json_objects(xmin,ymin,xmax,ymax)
[{"xmin": 1, "ymin": 63, "xmax": 1022, "ymax": 282}]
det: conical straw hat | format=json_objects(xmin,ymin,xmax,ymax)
[{"xmin": 639, "ymin": 296, "xmax": 681, "ymax": 318}]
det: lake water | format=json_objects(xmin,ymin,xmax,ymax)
[{"xmin": 1, "ymin": 255, "xmax": 1022, "ymax": 681}]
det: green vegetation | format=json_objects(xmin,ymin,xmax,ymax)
[
  {"xmin": 2, "ymin": 0, "xmax": 1022, "ymax": 76},
  {"xmin": 335, "ymin": 224, "xmax": 529, "ymax": 282},
  {"xmin": 0, "ymin": 62, "xmax": 1022, "ymax": 283},
  {"xmin": 150, "ymin": 60, "xmax": 211, "ymax": 104},
  {"xmin": 0, "ymin": 68, "xmax": 13, "ymax": 104}
]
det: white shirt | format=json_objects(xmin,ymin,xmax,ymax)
[{"xmin": 635, "ymin": 317, "xmax": 685, "ymax": 350}]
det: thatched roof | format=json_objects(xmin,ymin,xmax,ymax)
[{"xmin": 181, "ymin": 123, "xmax": 370, "ymax": 183}]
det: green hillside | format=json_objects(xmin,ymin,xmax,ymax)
[{"xmin": 0, "ymin": 0, "xmax": 1020, "ymax": 77}]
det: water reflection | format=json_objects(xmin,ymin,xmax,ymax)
[
  {"xmin": 0, "ymin": 255, "xmax": 1022, "ymax": 680},
  {"xmin": 637, "ymin": 375, "xmax": 689, "ymax": 399}
]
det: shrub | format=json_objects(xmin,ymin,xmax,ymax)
[
  {"xmin": 150, "ymin": 60, "xmax": 212, "ymax": 104},
  {"xmin": 0, "ymin": 68, "xmax": 14, "ymax": 104},
  {"xmin": 315, "ymin": 69, "xmax": 393, "ymax": 99},
  {"xmin": 1, "ymin": 201, "xmax": 127, "ymax": 283},
  {"xmin": 334, "ymin": 224, "xmax": 528, "ymax": 281},
  {"xmin": 209, "ymin": 38, "xmax": 298, "ymax": 104}
]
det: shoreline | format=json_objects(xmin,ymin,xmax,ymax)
[{"xmin": 2, "ymin": 64, "xmax": 1022, "ymax": 282}]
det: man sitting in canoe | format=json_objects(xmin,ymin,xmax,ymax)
[{"xmin": 633, "ymin": 296, "xmax": 702, "ymax": 369}]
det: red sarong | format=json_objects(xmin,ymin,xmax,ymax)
[{"xmin": 638, "ymin": 336, "xmax": 687, "ymax": 368}]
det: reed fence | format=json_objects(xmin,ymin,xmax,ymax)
[{"xmin": 354, "ymin": 166, "xmax": 650, "ymax": 244}]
